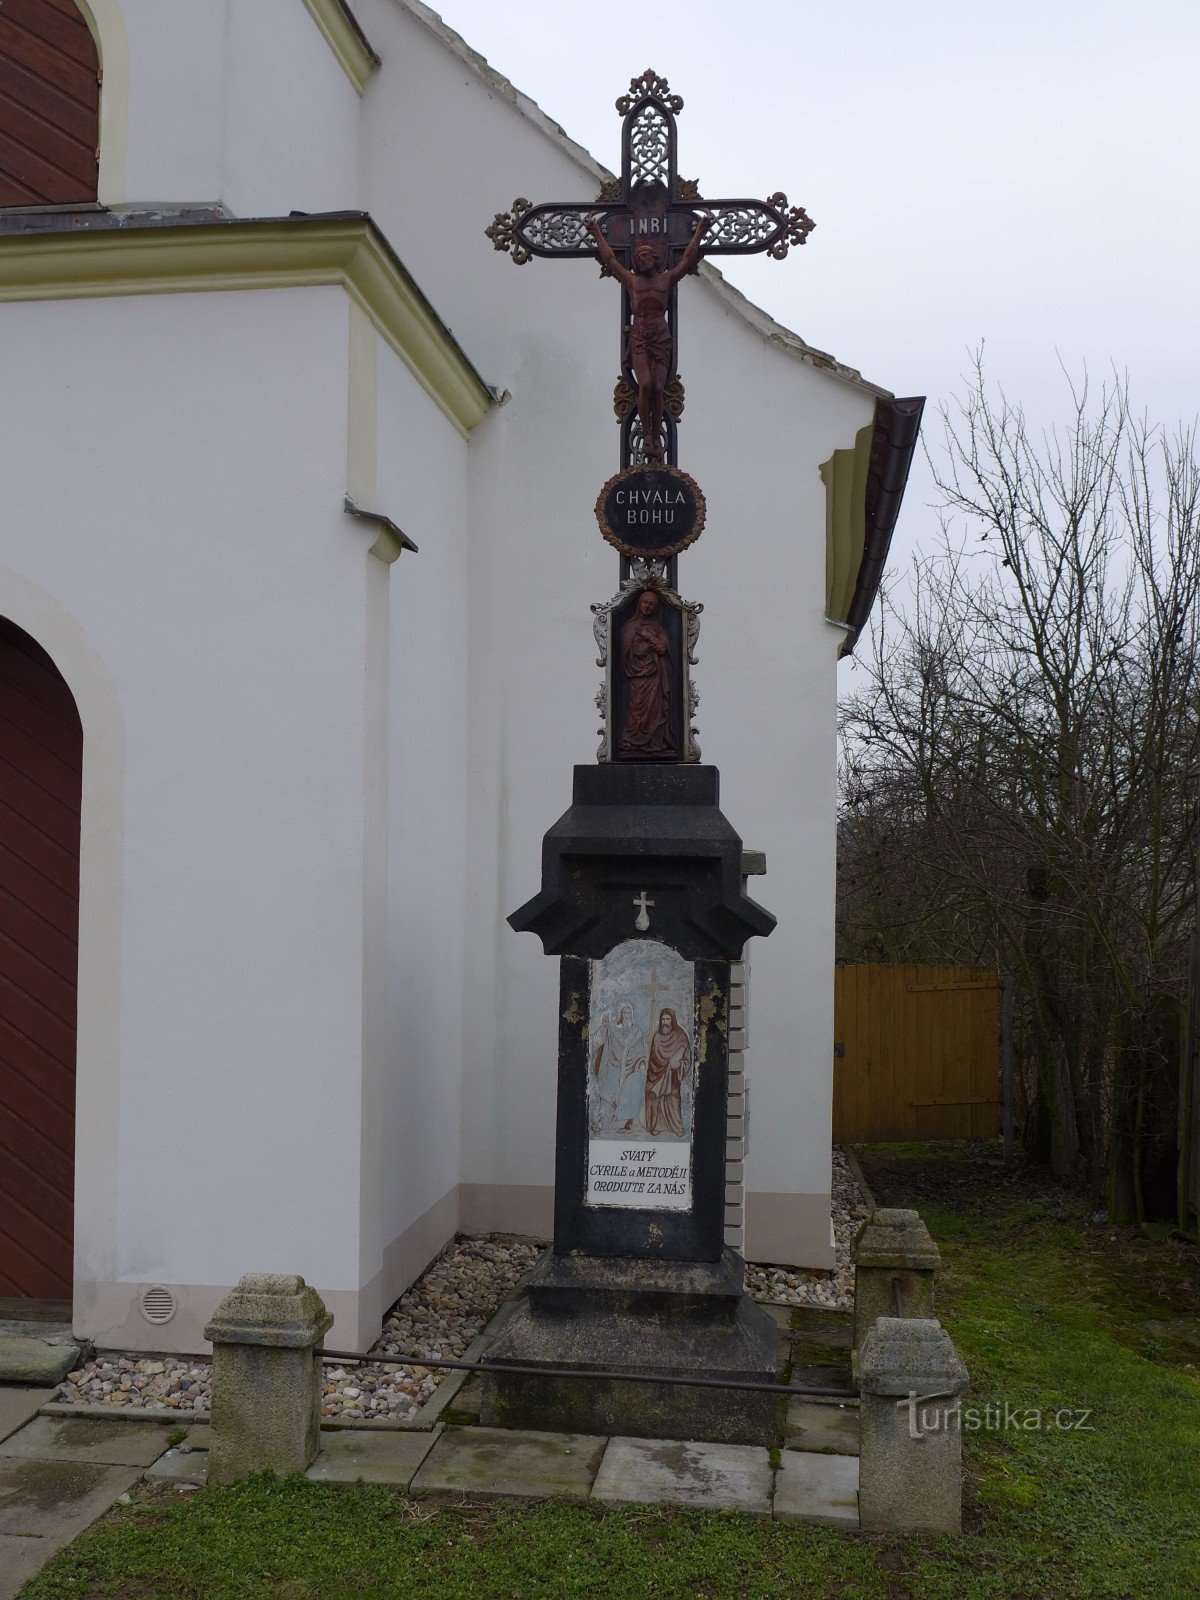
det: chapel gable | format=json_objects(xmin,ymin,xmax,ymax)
[{"xmin": 0, "ymin": 0, "xmax": 99, "ymax": 206}]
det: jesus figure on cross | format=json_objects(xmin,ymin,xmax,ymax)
[{"xmin": 585, "ymin": 212, "xmax": 713, "ymax": 463}]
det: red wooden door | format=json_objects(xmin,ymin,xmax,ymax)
[
  {"xmin": 0, "ymin": 617, "xmax": 81, "ymax": 1300},
  {"xmin": 0, "ymin": 0, "xmax": 101, "ymax": 206}
]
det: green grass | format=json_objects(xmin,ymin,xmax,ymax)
[
  {"xmin": 21, "ymin": 1484, "xmax": 892, "ymax": 1600},
  {"xmin": 22, "ymin": 1145, "xmax": 1200, "ymax": 1599}
]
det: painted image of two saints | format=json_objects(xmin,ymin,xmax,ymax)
[{"xmin": 588, "ymin": 939, "xmax": 694, "ymax": 1142}]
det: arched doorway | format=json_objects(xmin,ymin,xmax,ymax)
[
  {"xmin": 0, "ymin": 0, "xmax": 101, "ymax": 207},
  {"xmin": 0, "ymin": 616, "xmax": 81, "ymax": 1304}
]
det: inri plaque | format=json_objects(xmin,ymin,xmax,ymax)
[
  {"xmin": 595, "ymin": 464, "xmax": 706, "ymax": 561},
  {"xmin": 586, "ymin": 938, "xmax": 695, "ymax": 1210}
]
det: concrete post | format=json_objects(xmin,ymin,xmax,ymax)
[
  {"xmin": 858, "ymin": 1316, "xmax": 969, "ymax": 1534},
  {"xmin": 205, "ymin": 1273, "xmax": 332, "ymax": 1485},
  {"xmin": 852, "ymin": 1207, "xmax": 940, "ymax": 1356}
]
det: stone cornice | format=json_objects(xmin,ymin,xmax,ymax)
[
  {"xmin": 0, "ymin": 212, "xmax": 492, "ymax": 438},
  {"xmin": 300, "ymin": 0, "xmax": 380, "ymax": 95}
]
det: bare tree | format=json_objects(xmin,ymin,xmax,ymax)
[{"xmin": 839, "ymin": 358, "xmax": 1200, "ymax": 1218}]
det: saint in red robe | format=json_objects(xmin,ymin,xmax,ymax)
[{"xmin": 645, "ymin": 1007, "xmax": 692, "ymax": 1138}]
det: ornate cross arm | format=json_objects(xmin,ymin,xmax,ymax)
[
  {"xmin": 699, "ymin": 194, "xmax": 815, "ymax": 259},
  {"xmin": 486, "ymin": 192, "xmax": 813, "ymax": 266},
  {"xmin": 486, "ymin": 199, "xmax": 619, "ymax": 263}
]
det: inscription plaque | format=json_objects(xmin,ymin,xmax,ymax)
[{"xmin": 595, "ymin": 464, "xmax": 706, "ymax": 560}]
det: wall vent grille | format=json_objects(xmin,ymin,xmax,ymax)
[{"xmin": 140, "ymin": 1285, "xmax": 177, "ymax": 1325}]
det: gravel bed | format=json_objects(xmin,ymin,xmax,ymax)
[
  {"xmin": 55, "ymin": 1153, "xmax": 869, "ymax": 1415},
  {"xmin": 745, "ymin": 1147, "xmax": 869, "ymax": 1309},
  {"xmin": 321, "ymin": 1236, "xmax": 540, "ymax": 1421},
  {"xmin": 55, "ymin": 1356, "xmax": 212, "ymax": 1413},
  {"xmin": 55, "ymin": 1236, "xmax": 541, "ymax": 1423}
]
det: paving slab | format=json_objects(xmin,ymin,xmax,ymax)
[
  {"xmin": 784, "ymin": 1399, "xmax": 859, "ymax": 1455},
  {"xmin": 306, "ymin": 1426, "xmax": 441, "ymax": 1487},
  {"xmin": 788, "ymin": 1307, "xmax": 854, "ymax": 1349},
  {"xmin": 40, "ymin": 1401, "xmax": 203, "ymax": 1422},
  {"xmin": 1, "ymin": 1414, "xmax": 169, "ymax": 1467},
  {"xmin": 0, "ymin": 1338, "xmax": 80, "ymax": 1386},
  {"xmin": 0, "ymin": 1319, "xmax": 72, "ymax": 1341},
  {"xmin": 0, "ymin": 1455, "xmax": 140, "ymax": 1541},
  {"xmin": 0, "ymin": 1388, "xmax": 55, "ymax": 1448},
  {"xmin": 412, "ymin": 1426, "xmax": 605, "ymax": 1500},
  {"xmin": 760, "ymin": 1304, "xmax": 792, "ymax": 1331},
  {"xmin": 442, "ymin": 1375, "xmax": 483, "ymax": 1423},
  {"xmin": 773, "ymin": 1450, "xmax": 859, "ymax": 1527},
  {"xmin": 1, "ymin": 1532, "xmax": 54, "ymax": 1600},
  {"xmin": 789, "ymin": 1363, "xmax": 854, "ymax": 1390},
  {"xmin": 591, "ymin": 1437, "xmax": 773, "ymax": 1515},
  {"xmin": 143, "ymin": 1447, "xmax": 209, "ymax": 1485}
]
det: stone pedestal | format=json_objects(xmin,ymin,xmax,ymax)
[
  {"xmin": 858, "ymin": 1316, "xmax": 968, "ymax": 1534},
  {"xmin": 489, "ymin": 764, "xmax": 778, "ymax": 1444},
  {"xmin": 205, "ymin": 1273, "xmax": 332, "ymax": 1485},
  {"xmin": 480, "ymin": 1248, "xmax": 780, "ymax": 1445},
  {"xmin": 852, "ymin": 1207, "xmax": 940, "ymax": 1356}
]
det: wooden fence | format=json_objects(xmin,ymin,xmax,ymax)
[{"xmin": 833, "ymin": 964, "xmax": 1003, "ymax": 1143}]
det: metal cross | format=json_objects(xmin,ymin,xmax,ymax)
[
  {"xmin": 486, "ymin": 68, "xmax": 814, "ymax": 479},
  {"xmin": 632, "ymin": 890, "xmax": 655, "ymax": 932},
  {"xmin": 638, "ymin": 967, "xmax": 671, "ymax": 1036}
]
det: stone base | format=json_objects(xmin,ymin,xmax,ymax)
[
  {"xmin": 0, "ymin": 1336, "xmax": 81, "ymax": 1386},
  {"xmin": 479, "ymin": 1249, "xmax": 781, "ymax": 1446}
]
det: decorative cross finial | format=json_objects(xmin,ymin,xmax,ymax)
[{"xmin": 633, "ymin": 890, "xmax": 655, "ymax": 932}]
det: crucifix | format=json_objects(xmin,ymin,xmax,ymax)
[
  {"xmin": 487, "ymin": 69, "xmax": 814, "ymax": 765},
  {"xmin": 491, "ymin": 67, "xmax": 783, "ymax": 1446},
  {"xmin": 486, "ymin": 67, "xmax": 814, "ymax": 487}
]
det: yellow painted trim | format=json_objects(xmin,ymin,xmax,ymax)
[
  {"xmin": 0, "ymin": 216, "xmax": 492, "ymax": 438},
  {"xmin": 367, "ymin": 525, "xmax": 406, "ymax": 565},
  {"xmin": 347, "ymin": 300, "xmax": 378, "ymax": 502},
  {"xmin": 300, "ymin": 0, "xmax": 379, "ymax": 95},
  {"xmin": 820, "ymin": 422, "xmax": 874, "ymax": 625},
  {"xmin": 76, "ymin": 0, "xmax": 129, "ymax": 206}
]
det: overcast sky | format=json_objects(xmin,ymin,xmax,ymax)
[{"xmin": 430, "ymin": 0, "xmax": 1198, "ymax": 645}]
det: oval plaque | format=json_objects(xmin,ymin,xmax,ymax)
[{"xmin": 595, "ymin": 464, "xmax": 706, "ymax": 560}]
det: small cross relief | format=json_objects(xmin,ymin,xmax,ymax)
[{"xmin": 633, "ymin": 890, "xmax": 655, "ymax": 932}]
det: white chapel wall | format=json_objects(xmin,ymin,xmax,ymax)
[
  {"xmin": 363, "ymin": 333, "xmax": 473, "ymax": 1332},
  {"xmin": 0, "ymin": 285, "xmax": 390, "ymax": 1349},
  {"xmin": 100, "ymin": 0, "xmax": 362, "ymax": 216},
  {"xmin": 220, "ymin": 0, "xmax": 363, "ymax": 218}
]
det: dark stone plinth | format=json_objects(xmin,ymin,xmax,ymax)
[
  {"xmin": 524, "ymin": 1247, "xmax": 746, "ymax": 1313},
  {"xmin": 480, "ymin": 1249, "xmax": 781, "ymax": 1445},
  {"xmin": 509, "ymin": 764, "xmax": 775, "ymax": 960}
]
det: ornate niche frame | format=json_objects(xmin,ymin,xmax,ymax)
[{"xmin": 592, "ymin": 565, "xmax": 702, "ymax": 764}]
